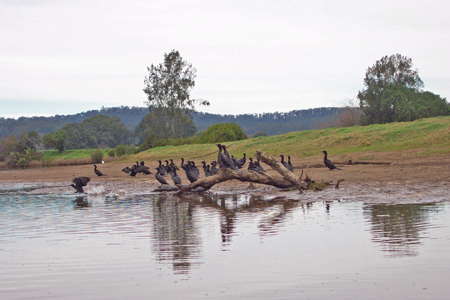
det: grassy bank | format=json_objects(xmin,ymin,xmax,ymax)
[
  {"xmin": 40, "ymin": 148, "xmax": 111, "ymax": 166},
  {"xmin": 132, "ymin": 116, "xmax": 450, "ymax": 162},
  {"xmin": 29, "ymin": 116, "xmax": 450, "ymax": 167}
]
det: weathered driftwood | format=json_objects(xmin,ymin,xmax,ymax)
[
  {"xmin": 152, "ymin": 152, "xmax": 342, "ymax": 193},
  {"xmin": 256, "ymin": 151, "xmax": 305, "ymax": 192},
  {"xmin": 173, "ymin": 152, "xmax": 306, "ymax": 193},
  {"xmin": 177, "ymin": 167, "xmax": 294, "ymax": 193}
]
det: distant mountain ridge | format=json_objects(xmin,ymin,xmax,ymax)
[{"xmin": 0, "ymin": 106, "xmax": 342, "ymax": 138}]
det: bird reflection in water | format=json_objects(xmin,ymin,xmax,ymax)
[{"xmin": 73, "ymin": 196, "xmax": 90, "ymax": 208}]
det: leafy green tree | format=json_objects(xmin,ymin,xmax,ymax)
[
  {"xmin": 135, "ymin": 108, "xmax": 197, "ymax": 144},
  {"xmin": 380, "ymin": 87, "xmax": 448, "ymax": 122},
  {"xmin": 142, "ymin": 50, "xmax": 209, "ymax": 142},
  {"xmin": 81, "ymin": 115, "xmax": 130, "ymax": 148},
  {"xmin": 17, "ymin": 131, "xmax": 41, "ymax": 152},
  {"xmin": 0, "ymin": 136, "xmax": 19, "ymax": 161},
  {"xmin": 43, "ymin": 131, "xmax": 66, "ymax": 152},
  {"xmin": 46, "ymin": 115, "xmax": 131, "ymax": 150},
  {"xmin": 358, "ymin": 54, "xmax": 448, "ymax": 124},
  {"xmin": 144, "ymin": 50, "xmax": 209, "ymax": 112}
]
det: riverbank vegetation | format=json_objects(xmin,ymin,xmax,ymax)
[
  {"xmin": 134, "ymin": 115, "xmax": 450, "ymax": 163},
  {"xmin": 0, "ymin": 116, "xmax": 448, "ymax": 169}
]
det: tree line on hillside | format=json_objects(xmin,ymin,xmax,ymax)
[
  {"xmin": 42, "ymin": 115, "xmax": 131, "ymax": 152},
  {"xmin": 0, "ymin": 107, "xmax": 344, "ymax": 140}
]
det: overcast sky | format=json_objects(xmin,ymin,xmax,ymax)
[{"xmin": 1, "ymin": 0, "xmax": 449, "ymax": 118}]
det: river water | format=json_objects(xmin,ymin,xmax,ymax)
[{"xmin": 1, "ymin": 187, "xmax": 450, "ymax": 299}]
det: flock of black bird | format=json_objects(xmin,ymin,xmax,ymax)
[{"xmin": 70, "ymin": 146, "xmax": 341, "ymax": 193}]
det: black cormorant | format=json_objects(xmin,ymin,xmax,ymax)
[
  {"xmin": 168, "ymin": 166, "xmax": 182, "ymax": 185},
  {"xmin": 93, "ymin": 164, "xmax": 105, "ymax": 176},
  {"xmin": 70, "ymin": 177, "xmax": 90, "ymax": 193},
  {"xmin": 210, "ymin": 161, "xmax": 219, "ymax": 175},
  {"xmin": 155, "ymin": 167, "xmax": 169, "ymax": 185},
  {"xmin": 236, "ymin": 153, "xmax": 246, "ymax": 169},
  {"xmin": 287, "ymin": 156, "xmax": 294, "ymax": 172},
  {"xmin": 322, "ymin": 150, "xmax": 341, "ymax": 170}
]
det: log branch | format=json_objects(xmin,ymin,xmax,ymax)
[
  {"xmin": 153, "ymin": 152, "xmax": 342, "ymax": 193},
  {"xmin": 177, "ymin": 168, "xmax": 294, "ymax": 192},
  {"xmin": 256, "ymin": 151, "xmax": 305, "ymax": 192}
]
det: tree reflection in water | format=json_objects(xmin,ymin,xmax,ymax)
[
  {"xmin": 363, "ymin": 203, "xmax": 441, "ymax": 257},
  {"xmin": 151, "ymin": 194, "xmax": 199, "ymax": 275},
  {"xmin": 150, "ymin": 192, "xmax": 310, "ymax": 274}
]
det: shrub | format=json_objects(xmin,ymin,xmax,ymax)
[
  {"xmin": 114, "ymin": 144, "xmax": 138, "ymax": 157},
  {"xmin": 6, "ymin": 148, "xmax": 39, "ymax": 169},
  {"xmin": 108, "ymin": 149, "xmax": 116, "ymax": 158},
  {"xmin": 90, "ymin": 150, "xmax": 104, "ymax": 163},
  {"xmin": 197, "ymin": 123, "xmax": 247, "ymax": 143}
]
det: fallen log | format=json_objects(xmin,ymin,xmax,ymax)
[
  {"xmin": 152, "ymin": 152, "xmax": 342, "ymax": 193},
  {"xmin": 256, "ymin": 151, "xmax": 305, "ymax": 192},
  {"xmin": 177, "ymin": 167, "xmax": 295, "ymax": 192}
]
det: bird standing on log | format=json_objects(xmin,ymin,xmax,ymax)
[{"xmin": 287, "ymin": 156, "xmax": 294, "ymax": 172}]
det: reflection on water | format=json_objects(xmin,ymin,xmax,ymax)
[
  {"xmin": 152, "ymin": 195, "xmax": 200, "ymax": 274},
  {"xmin": 363, "ymin": 203, "xmax": 441, "ymax": 257},
  {"xmin": 1, "ymin": 191, "xmax": 450, "ymax": 299}
]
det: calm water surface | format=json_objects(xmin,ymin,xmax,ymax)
[{"xmin": 1, "ymin": 191, "xmax": 450, "ymax": 299}]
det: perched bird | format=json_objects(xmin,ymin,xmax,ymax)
[
  {"xmin": 181, "ymin": 158, "xmax": 187, "ymax": 171},
  {"xmin": 280, "ymin": 155, "xmax": 290, "ymax": 170},
  {"xmin": 248, "ymin": 157, "xmax": 256, "ymax": 171},
  {"xmin": 217, "ymin": 144, "xmax": 225, "ymax": 168},
  {"xmin": 322, "ymin": 150, "xmax": 341, "ymax": 170},
  {"xmin": 93, "ymin": 164, "xmax": 105, "ymax": 176},
  {"xmin": 158, "ymin": 160, "xmax": 167, "ymax": 176},
  {"xmin": 236, "ymin": 153, "xmax": 246, "ymax": 169},
  {"xmin": 217, "ymin": 144, "xmax": 237, "ymax": 169},
  {"xmin": 135, "ymin": 161, "xmax": 151, "ymax": 175},
  {"xmin": 189, "ymin": 161, "xmax": 200, "ymax": 179},
  {"xmin": 202, "ymin": 161, "xmax": 212, "ymax": 177},
  {"xmin": 248, "ymin": 158, "xmax": 264, "ymax": 173},
  {"xmin": 182, "ymin": 159, "xmax": 199, "ymax": 183},
  {"xmin": 169, "ymin": 159, "xmax": 178, "ymax": 170},
  {"xmin": 287, "ymin": 156, "xmax": 294, "ymax": 172},
  {"xmin": 210, "ymin": 161, "xmax": 219, "ymax": 175},
  {"xmin": 70, "ymin": 177, "xmax": 90, "ymax": 193},
  {"xmin": 255, "ymin": 157, "xmax": 265, "ymax": 173},
  {"xmin": 168, "ymin": 166, "xmax": 182, "ymax": 185},
  {"xmin": 155, "ymin": 167, "xmax": 169, "ymax": 185}
]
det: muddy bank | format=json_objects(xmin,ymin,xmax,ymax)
[
  {"xmin": 0, "ymin": 152, "xmax": 449, "ymax": 184},
  {"xmin": 0, "ymin": 152, "xmax": 449, "ymax": 203}
]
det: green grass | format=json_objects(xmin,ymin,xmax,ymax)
[
  {"xmin": 41, "ymin": 116, "xmax": 450, "ymax": 164},
  {"xmin": 133, "ymin": 116, "xmax": 450, "ymax": 161},
  {"xmin": 41, "ymin": 148, "xmax": 110, "ymax": 162}
]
